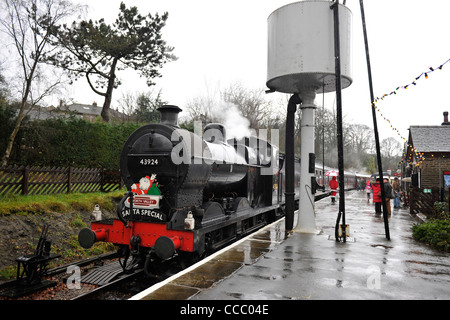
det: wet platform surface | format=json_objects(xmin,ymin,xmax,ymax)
[{"xmin": 131, "ymin": 191, "xmax": 450, "ymax": 300}]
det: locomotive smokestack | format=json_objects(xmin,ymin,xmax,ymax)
[{"xmin": 158, "ymin": 105, "xmax": 182, "ymax": 127}]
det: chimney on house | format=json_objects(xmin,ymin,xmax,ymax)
[{"xmin": 442, "ymin": 111, "xmax": 450, "ymax": 125}]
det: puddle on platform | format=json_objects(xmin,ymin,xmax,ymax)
[
  {"xmin": 251, "ymin": 221, "xmax": 286, "ymax": 243},
  {"xmin": 214, "ymin": 243, "xmax": 270, "ymax": 265},
  {"xmin": 371, "ymin": 244, "xmax": 393, "ymax": 250},
  {"xmin": 172, "ymin": 259, "xmax": 243, "ymax": 289}
]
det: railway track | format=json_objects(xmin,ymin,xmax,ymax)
[
  {"xmin": 71, "ymin": 252, "xmax": 197, "ymax": 300},
  {"xmin": 71, "ymin": 269, "xmax": 146, "ymax": 300},
  {"xmin": 1, "ymin": 248, "xmax": 196, "ymax": 300},
  {"xmin": 0, "ymin": 251, "xmax": 119, "ymax": 300}
]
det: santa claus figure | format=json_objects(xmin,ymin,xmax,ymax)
[
  {"xmin": 329, "ymin": 176, "xmax": 338, "ymax": 204},
  {"xmin": 131, "ymin": 176, "xmax": 152, "ymax": 195}
]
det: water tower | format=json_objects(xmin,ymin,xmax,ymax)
[{"xmin": 266, "ymin": 0, "xmax": 352, "ymax": 233}]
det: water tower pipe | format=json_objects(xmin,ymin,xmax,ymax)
[{"xmin": 285, "ymin": 94, "xmax": 301, "ymax": 231}]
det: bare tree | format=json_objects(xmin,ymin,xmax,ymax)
[
  {"xmin": 347, "ymin": 124, "xmax": 373, "ymax": 154},
  {"xmin": 381, "ymin": 137, "xmax": 402, "ymax": 158},
  {"xmin": 380, "ymin": 137, "xmax": 402, "ymax": 172},
  {"xmin": 118, "ymin": 90, "xmax": 136, "ymax": 121},
  {"xmin": 185, "ymin": 95, "xmax": 219, "ymax": 125},
  {"xmin": 185, "ymin": 81, "xmax": 222, "ymax": 125},
  {"xmin": 0, "ymin": 62, "xmax": 9, "ymax": 100},
  {"xmin": 134, "ymin": 89, "xmax": 166, "ymax": 123},
  {"xmin": 221, "ymin": 81, "xmax": 272, "ymax": 129},
  {"xmin": 314, "ymin": 105, "xmax": 338, "ymax": 166},
  {"xmin": 0, "ymin": 0, "xmax": 81, "ymax": 166}
]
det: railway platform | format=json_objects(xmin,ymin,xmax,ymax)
[{"xmin": 130, "ymin": 190, "xmax": 450, "ymax": 301}]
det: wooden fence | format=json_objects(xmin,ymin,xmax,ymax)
[
  {"xmin": 409, "ymin": 186, "xmax": 442, "ymax": 217},
  {"xmin": 0, "ymin": 165, "xmax": 123, "ymax": 196}
]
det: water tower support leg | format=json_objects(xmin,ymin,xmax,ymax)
[{"xmin": 295, "ymin": 89, "xmax": 319, "ymax": 234}]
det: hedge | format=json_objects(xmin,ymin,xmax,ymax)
[
  {"xmin": 412, "ymin": 219, "xmax": 450, "ymax": 252},
  {"xmin": 1, "ymin": 115, "xmax": 141, "ymax": 169}
]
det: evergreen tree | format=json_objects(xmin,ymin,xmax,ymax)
[{"xmin": 46, "ymin": 2, "xmax": 176, "ymax": 122}]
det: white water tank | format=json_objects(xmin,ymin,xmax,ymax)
[{"xmin": 266, "ymin": 0, "xmax": 352, "ymax": 94}]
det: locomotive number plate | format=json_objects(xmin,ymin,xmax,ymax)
[{"xmin": 139, "ymin": 158, "xmax": 159, "ymax": 166}]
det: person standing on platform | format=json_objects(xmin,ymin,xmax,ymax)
[
  {"xmin": 392, "ymin": 177, "xmax": 401, "ymax": 208},
  {"xmin": 364, "ymin": 180, "xmax": 372, "ymax": 203},
  {"xmin": 329, "ymin": 176, "xmax": 338, "ymax": 204},
  {"xmin": 384, "ymin": 178, "xmax": 393, "ymax": 215},
  {"xmin": 372, "ymin": 178, "xmax": 382, "ymax": 214}
]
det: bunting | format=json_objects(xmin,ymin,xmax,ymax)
[
  {"xmin": 373, "ymin": 58, "xmax": 450, "ymax": 103},
  {"xmin": 371, "ymin": 58, "xmax": 450, "ymax": 167}
]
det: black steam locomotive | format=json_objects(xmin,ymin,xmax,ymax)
[{"xmin": 78, "ymin": 105, "xmax": 298, "ymax": 274}]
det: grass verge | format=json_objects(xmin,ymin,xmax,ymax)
[
  {"xmin": 0, "ymin": 190, "xmax": 125, "ymax": 216},
  {"xmin": 0, "ymin": 190, "xmax": 126, "ymax": 280}
]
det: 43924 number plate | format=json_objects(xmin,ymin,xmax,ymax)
[{"xmin": 139, "ymin": 158, "xmax": 159, "ymax": 166}]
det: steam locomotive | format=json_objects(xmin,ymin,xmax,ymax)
[
  {"xmin": 78, "ymin": 105, "xmax": 295, "ymax": 274},
  {"xmin": 78, "ymin": 105, "xmax": 362, "ymax": 275}
]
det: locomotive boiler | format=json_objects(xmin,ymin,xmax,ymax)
[{"xmin": 78, "ymin": 105, "xmax": 291, "ymax": 274}]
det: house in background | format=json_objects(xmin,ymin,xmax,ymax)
[
  {"xmin": 62, "ymin": 102, "xmax": 104, "ymax": 122},
  {"xmin": 403, "ymin": 111, "xmax": 450, "ymax": 189},
  {"xmin": 402, "ymin": 111, "xmax": 450, "ymax": 216},
  {"xmin": 26, "ymin": 102, "xmax": 126, "ymax": 122},
  {"xmin": 61, "ymin": 102, "xmax": 127, "ymax": 122}
]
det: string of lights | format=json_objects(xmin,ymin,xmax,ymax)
[
  {"xmin": 371, "ymin": 58, "xmax": 450, "ymax": 167},
  {"xmin": 373, "ymin": 101, "xmax": 426, "ymax": 168},
  {"xmin": 373, "ymin": 58, "xmax": 450, "ymax": 103}
]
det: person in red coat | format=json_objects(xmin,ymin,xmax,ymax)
[
  {"xmin": 329, "ymin": 176, "xmax": 338, "ymax": 203},
  {"xmin": 372, "ymin": 178, "xmax": 382, "ymax": 214}
]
